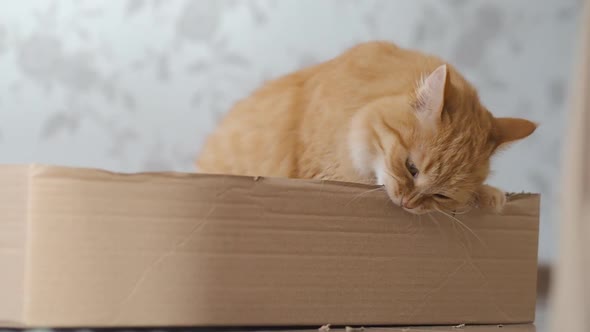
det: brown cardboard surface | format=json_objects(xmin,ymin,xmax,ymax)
[
  {"xmin": 167, "ymin": 325, "xmax": 535, "ymax": 332},
  {"xmin": 0, "ymin": 165, "xmax": 540, "ymax": 328},
  {"xmin": 0, "ymin": 166, "xmax": 30, "ymax": 327},
  {"xmin": 354, "ymin": 326, "xmax": 535, "ymax": 332},
  {"xmin": 303, "ymin": 325, "xmax": 534, "ymax": 332}
]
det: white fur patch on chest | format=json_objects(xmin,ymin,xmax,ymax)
[
  {"xmin": 348, "ymin": 128, "xmax": 374, "ymax": 177},
  {"xmin": 374, "ymin": 160, "xmax": 385, "ymax": 185}
]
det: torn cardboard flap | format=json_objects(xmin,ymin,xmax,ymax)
[{"xmin": 0, "ymin": 164, "xmax": 540, "ymax": 328}]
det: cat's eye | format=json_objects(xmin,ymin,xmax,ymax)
[
  {"xmin": 433, "ymin": 194, "xmax": 450, "ymax": 200},
  {"xmin": 405, "ymin": 158, "xmax": 419, "ymax": 178}
]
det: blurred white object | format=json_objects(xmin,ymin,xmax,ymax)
[{"xmin": 550, "ymin": 0, "xmax": 590, "ymax": 331}]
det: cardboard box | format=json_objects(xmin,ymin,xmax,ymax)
[
  {"xmin": 0, "ymin": 165, "xmax": 540, "ymax": 329},
  {"xmin": 263, "ymin": 326, "xmax": 536, "ymax": 332}
]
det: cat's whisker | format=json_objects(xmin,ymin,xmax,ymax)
[
  {"xmin": 427, "ymin": 213, "xmax": 444, "ymax": 238},
  {"xmin": 417, "ymin": 214, "xmax": 426, "ymax": 234},
  {"xmin": 452, "ymin": 206, "xmax": 474, "ymax": 215},
  {"xmin": 345, "ymin": 186, "xmax": 384, "ymax": 206},
  {"xmin": 435, "ymin": 208, "xmax": 487, "ymax": 249},
  {"xmin": 440, "ymin": 210, "xmax": 473, "ymax": 249},
  {"xmin": 384, "ymin": 169, "xmax": 402, "ymax": 183}
]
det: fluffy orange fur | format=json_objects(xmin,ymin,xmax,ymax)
[{"xmin": 196, "ymin": 41, "xmax": 536, "ymax": 214}]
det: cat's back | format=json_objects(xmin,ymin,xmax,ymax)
[
  {"xmin": 196, "ymin": 41, "xmax": 444, "ymax": 178},
  {"xmin": 195, "ymin": 61, "xmax": 317, "ymax": 177}
]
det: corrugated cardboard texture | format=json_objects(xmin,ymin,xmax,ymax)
[{"xmin": 0, "ymin": 165, "xmax": 540, "ymax": 328}]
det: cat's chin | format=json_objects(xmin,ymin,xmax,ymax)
[
  {"xmin": 385, "ymin": 191, "xmax": 430, "ymax": 215},
  {"xmin": 379, "ymin": 179, "xmax": 430, "ymax": 215}
]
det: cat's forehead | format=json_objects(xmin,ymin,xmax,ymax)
[
  {"xmin": 404, "ymin": 120, "xmax": 492, "ymax": 194},
  {"xmin": 414, "ymin": 143, "xmax": 481, "ymax": 182},
  {"xmin": 410, "ymin": 146, "xmax": 428, "ymax": 163},
  {"xmin": 414, "ymin": 173, "xmax": 431, "ymax": 188}
]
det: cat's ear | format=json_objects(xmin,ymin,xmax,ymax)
[
  {"xmin": 415, "ymin": 64, "xmax": 448, "ymax": 129},
  {"xmin": 491, "ymin": 117, "xmax": 537, "ymax": 150}
]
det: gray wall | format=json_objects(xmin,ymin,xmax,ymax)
[{"xmin": 0, "ymin": 0, "xmax": 581, "ymax": 263}]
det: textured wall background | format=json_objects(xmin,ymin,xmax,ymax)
[{"xmin": 0, "ymin": 0, "xmax": 581, "ymax": 263}]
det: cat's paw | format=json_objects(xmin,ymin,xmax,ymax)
[{"xmin": 476, "ymin": 184, "xmax": 506, "ymax": 213}]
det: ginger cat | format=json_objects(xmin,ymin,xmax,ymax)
[{"xmin": 196, "ymin": 41, "xmax": 536, "ymax": 215}]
